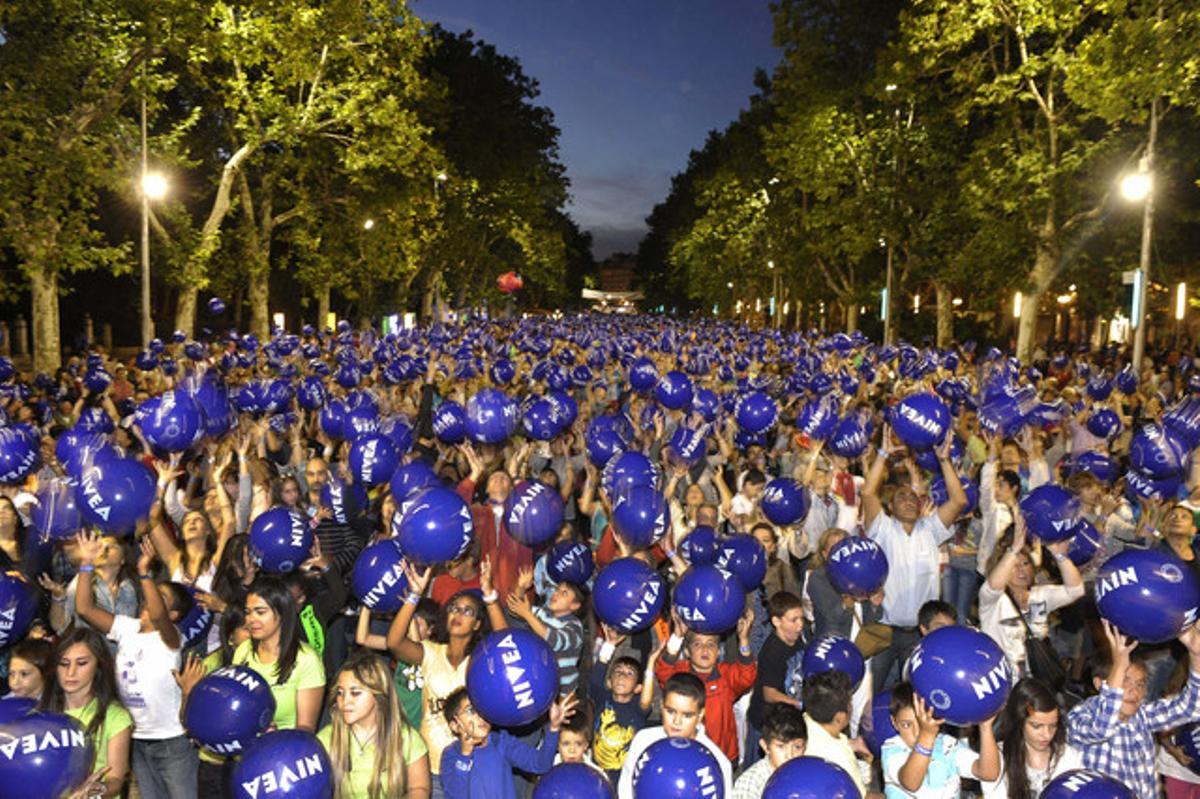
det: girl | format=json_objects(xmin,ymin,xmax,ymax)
[
  {"xmin": 980, "ymin": 678, "xmax": 1081, "ymax": 797},
  {"xmin": 42, "ymin": 535, "xmax": 138, "ymax": 639},
  {"xmin": 387, "ymin": 562, "xmax": 488, "ymax": 799},
  {"xmin": 233, "ymin": 575, "xmax": 326, "ymax": 730},
  {"xmin": 319, "ymin": 650, "xmax": 432, "ymax": 799},
  {"xmin": 7, "ymin": 637, "xmax": 53, "ymax": 698},
  {"xmin": 41, "ymin": 628, "xmax": 132, "ymax": 798}
]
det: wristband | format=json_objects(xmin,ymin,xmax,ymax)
[
  {"xmin": 78, "ymin": 564, "xmax": 95, "ymax": 573},
  {"xmin": 482, "ymin": 590, "xmax": 499, "ymax": 605},
  {"xmin": 1051, "ymin": 551, "xmax": 1067, "ymax": 561},
  {"xmin": 738, "ymin": 643, "xmax": 751, "ymax": 655},
  {"xmin": 597, "ymin": 640, "xmax": 616, "ymax": 661},
  {"xmin": 404, "ymin": 593, "xmax": 421, "ymax": 606},
  {"xmin": 913, "ymin": 743, "xmax": 933, "ymax": 757},
  {"xmin": 666, "ymin": 634, "xmax": 684, "ymax": 656},
  {"xmin": 139, "ymin": 573, "xmax": 154, "ymax": 580},
  {"xmin": 52, "ymin": 595, "xmax": 66, "ymax": 604},
  {"xmin": 665, "ymin": 548, "xmax": 677, "ymax": 561}
]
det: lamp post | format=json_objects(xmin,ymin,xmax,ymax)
[
  {"xmin": 139, "ymin": 88, "xmax": 167, "ymax": 347},
  {"xmin": 1125, "ymin": 98, "xmax": 1158, "ymax": 372}
]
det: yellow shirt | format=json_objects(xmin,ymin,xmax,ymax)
[
  {"xmin": 233, "ymin": 639, "xmax": 326, "ymax": 730},
  {"xmin": 803, "ymin": 713, "xmax": 866, "ymax": 798},
  {"xmin": 419, "ymin": 641, "xmax": 470, "ymax": 776},
  {"xmin": 316, "ymin": 723, "xmax": 427, "ymax": 798},
  {"xmin": 65, "ymin": 697, "xmax": 132, "ymax": 773}
]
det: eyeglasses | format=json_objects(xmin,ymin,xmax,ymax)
[{"xmin": 448, "ymin": 604, "xmax": 479, "ymax": 618}]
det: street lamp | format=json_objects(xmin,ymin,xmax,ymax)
[
  {"xmin": 362, "ymin": 218, "xmax": 375, "ymax": 230},
  {"xmin": 139, "ymin": 168, "xmax": 167, "ymax": 347},
  {"xmin": 142, "ymin": 173, "xmax": 167, "ymax": 200},
  {"xmin": 1123, "ymin": 153, "xmax": 1155, "ymax": 370}
]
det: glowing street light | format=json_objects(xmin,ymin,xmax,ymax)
[
  {"xmin": 1120, "ymin": 172, "xmax": 1151, "ymax": 203},
  {"xmin": 1012, "ymin": 292, "xmax": 1023, "ymax": 319},
  {"xmin": 1177, "ymin": 282, "xmax": 1188, "ymax": 321},
  {"xmin": 142, "ymin": 172, "xmax": 168, "ymax": 200},
  {"xmin": 362, "ymin": 218, "xmax": 375, "ymax": 231}
]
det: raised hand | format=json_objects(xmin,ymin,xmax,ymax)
[
  {"xmin": 403, "ymin": 561, "xmax": 432, "ymax": 596},
  {"xmin": 37, "ymin": 572, "xmax": 66, "ymax": 600},
  {"xmin": 548, "ymin": 690, "xmax": 579, "ymax": 731},
  {"xmin": 913, "ymin": 694, "xmax": 943, "ymax": 737},
  {"xmin": 75, "ymin": 530, "xmax": 105, "ymax": 566},
  {"xmin": 173, "ymin": 653, "xmax": 207, "ymax": 697},
  {"xmin": 137, "ymin": 537, "xmax": 158, "ymax": 575},
  {"xmin": 480, "ymin": 557, "xmax": 495, "ymax": 596}
]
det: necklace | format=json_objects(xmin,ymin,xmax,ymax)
[{"xmin": 351, "ymin": 727, "xmax": 377, "ymax": 755}]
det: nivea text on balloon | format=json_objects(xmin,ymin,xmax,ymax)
[
  {"xmin": 361, "ymin": 560, "xmax": 406, "ymax": 610},
  {"xmin": 238, "ymin": 752, "xmax": 326, "ymax": 798},
  {"xmin": 0, "ymin": 723, "xmax": 86, "ymax": 759}
]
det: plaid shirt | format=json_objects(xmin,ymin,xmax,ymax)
[{"xmin": 1067, "ymin": 670, "xmax": 1200, "ymax": 799}]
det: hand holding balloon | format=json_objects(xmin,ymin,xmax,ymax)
[
  {"xmin": 173, "ymin": 652, "xmax": 207, "ymax": 699},
  {"xmin": 403, "ymin": 561, "xmax": 433, "ymax": 598},
  {"xmin": 1101, "ymin": 621, "xmax": 1137, "ymax": 692},
  {"xmin": 75, "ymin": 530, "xmax": 105, "ymax": 566}
]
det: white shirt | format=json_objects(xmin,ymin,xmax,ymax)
[
  {"xmin": 978, "ymin": 581, "xmax": 1085, "ymax": 676},
  {"xmin": 882, "ymin": 733, "xmax": 979, "ymax": 798},
  {"xmin": 617, "ymin": 726, "xmax": 733, "ymax": 798},
  {"xmin": 976, "ymin": 461, "xmax": 1014, "ymax": 575},
  {"xmin": 867, "ymin": 511, "xmax": 954, "ymax": 627},
  {"xmin": 107, "ymin": 614, "xmax": 184, "ymax": 739},
  {"xmin": 980, "ymin": 744, "xmax": 1082, "ymax": 797}
]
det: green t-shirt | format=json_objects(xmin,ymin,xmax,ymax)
[
  {"xmin": 316, "ymin": 723, "xmax": 427, "ymax": 798},
  {"xmin": 393, "ymin": 661, "xmax": 424, "ymax": 728},
  {"xmin": 233, "ymin": 639, "xmax": 326, "ymax": 730},
  {"xmin": 66, "ymin": 697, "xmax": 132, "ymax": 773}
]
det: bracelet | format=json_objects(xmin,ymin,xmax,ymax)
[
  {"xmin": 1052, "ymin": 551, "xmax": 1067, "ymax": 561},
  {"xmin": 913, "ymin": 743, "xmax": 933, "ymax": 757},
  {"xmin": 52, "ymin": 595, "xmax": 66, "ymax": 604},
  {"xmin": 78, "ymin": 564, "xmax": 95, "ymax": 573},
  {"xmin": 665, "ymin": 549, "xmax": 677, "ymax": 561},
  {"xmin": 482, "ymin": 590, "xmax": 499, "ymax": 605},
  {"xmin": 738, "ymin": 643, "xmax": 751, "ymax": 655},
  {"xmin": 404, "ymin": 593, "xmax": 421, "ymax": 606},
  {"xmin": 138, "ymin": 573, "xmax": 154, "ymax": 580}
]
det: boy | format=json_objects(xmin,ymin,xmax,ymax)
[
  {"xmin": 439, "ymin": 687, "xmax": 577, "ymax": 799},
  {"xmin": 881, "ymin": 682, "xmax": 999, "ymax": 797},
  {"xmin": 618, "ymin": 673, "xmax": 734, "ymax": 796},
  {"xmin": 590, "ymin": 623, "xmax": 657, "ymax": 783},
  {"xmin": 553, "ymin": 703, "xmax": 606, "ymax": 775},
  {"xmin": 917, "ymin": 600, "xmax": 957, "ymax": 637},
  {"xmin": 802, "ymin": 670, "xmax": 867, "ymax": 797},
  {"xmin": 746, "ymin": 591, "xmax": 807, "ymax": 763},
  {"xmin": 656, "ymin": 607, "xmax": 757, "ymax": 764},
  {"xmin": 503, "ymin": 565, "xmax": 586, "ymax": 695},
  {"xmin": 1068, "ymin": 621, "xmax": 1200, "ymax": 799},
  {"xmin": 732, "ymin": 704, "xmax": 808, "ymax": 799}
]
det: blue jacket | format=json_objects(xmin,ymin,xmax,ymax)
[{"xmin": 439, "ymin": 729, "xmax": 559, "ymax": 799}]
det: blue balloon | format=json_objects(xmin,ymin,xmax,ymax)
[
  {"xmin": 655, "ymin": 371, "xmax": 694, "ymax": 410},
  {"xmin": 1086, "ymin": 408, "xmax": 1122, "ymax": 440},
  {"xmin": 1116, "ymin": 366, "xmax": 1139, "ymax": 396},
  {"xmin": 0, "ymin": 426, "xmax": 39, "ymax": 485},
  {"xmin": 75, "ymin": 456, "xmax": 155, "ymax": 536},
  {"xmin": 906, "ymin": 626, "xmax": 1013, "ymax": 725},
  {"xmin": 673, "ymin": 565, "xmax": 746, "ymax": 634},
  {"xmin": 490, "ymin": 359, "xmax": 516, "ymax": 385},
  {"xmin": 586, "ymin": 426, "xmax": 625, "ymax": 468},
  {"xmin": 1019, "ymin": 484, "xmax": 1082, "ymax": 543},
  {"xmin": 679, "ymin": 526, "xmax": 720, "ymax": 566},
  {"xmin": 632, "ymin": 737, "xmax": 724, "ymax": 799},
  {"xmin": 348, "ymin": 432, "xmax": 399, "ymax": 487},
  {"xmin": 825, "ymin": 535, "xmax": 892, "ymax": 597},
  {"xmin": 1096, "ymin": 548, "xmax": 1200, "ymax": 643},
  {"xmin": 190, "ymin": 376, "xmax": 235, "ymax": 438},
  {"xmin": 862, "ymin": 689, "xmax": 896, "ymax": 756},
  {"xmin": 83, "ymin": 368, "xmax": 113, "ymax": 394},
  {"xmin": 432, "ymin": 400, "xmax": 468, "ymax": 443},
  {"xmin": 1124, "ymin": 468, "xmax": 1183, "ymax": 502},
  {"xmin": 342, "ymin": 404, "xmax": 379, "ymax": 440},
  {"xmin": 0, "ymin": 711, "xmax": 94, "ymax": 799},
  {"xmin": 318, "ymin": 400, "xmax": 347, "ymax": 440},
  {"xmin": 0, "ymin": 572, "xmax": 38, "ymax": 648},
  {"xmin": 351, "ymin": 539, "xmax": 408, "ymax": 612},
  {"xmin": 762, "ymin": 756, "xmax": 860, "ymax": 799},
  {"xmin": 603, "ymin": 451, "xmax": 659, "ymax": 496},
  {"xmin": 249, "ymin": 507, "xmax": 313, "ymax": 573},
  {"xmin": 184, "ymin": 665, "xmax": 276, "ymax": 754},
  {"xmin": 547, "ymin": 391, "xmax": 578, "ymax": 429},
  {"xmin": 140, "ymin": 391, "xmax": 202, "ymax": 452},
  {"xmin": 930, "ymin": 474, "xmax": 979, "ymax": 516},
  {"xmin": 466, "ymin": 388, "xmax": 518, "ymax": 444},
  {"xmin": 714, "ymin": 534, "xmax": 767, "ymax": 591},
  {"xmin": 533, "ymin": 762, "xmax": 614, "ymax": 799},
  {"xmin": 667, "ymin": 425, "xmax": 707, "ymax": 466},
  {"xmin": 1086, "ymin": 375, "xmax": 1114, "ymax": 402},
  {"xmin": 522, "ymin": 398, "xmax": 562, "ymax": 441},
  {"xmin": 56, "ymin": 428, "xmax": 107, "ymax": 479},
  {"xmin": 507, "ymin": 480, "xmax": 565, "ymax": 547},
  {"xmin": 802, "ymin": 635, "xmax": 866, "ymax": 690},
  {"xmin": 545, "ymin": 540, "xmax": 594, "ymax": 585},
  {"xmin": 611, "ymin": 485, "xmax": 669, "ymax": 549},
  {"xmin": 208, "ymin": 297, "xmax": 226, "ymax": 315},
  {"xmin": 0, "ymin": 694, "xmax": 36, "ymax": 722},
  {"xmin": 388, "ymin": 460, "xmax": 440, "ymax": 503},
  {"xmin": 75, "ymin": 405, "xmax": 114, "ymax": 434},
  {"xmin": 231, "ymin": 730, "xmax": 332, "ymax": 799},
  {"xmin": 30, "ymin": 478, "xmax": 83, "ymax": 540},
  {"xmin": 379, "ymin": 417, "xmax": 413, "ymax": 455},
  {"xmin": 593, "ymin": 557, "xmax": 666, "ymax": 633},
  {"xmin": 174, "ymin": 583, "xmax": 213, "ymax": 651},
  {"xmin": 892, "ymin": 393, "xmax": 950, "ymax": 450},
  {"xmin": 736, "ymin": 392, "xmax": 778, "ymax": 434},
  {"xmin": 297, "ymin": 376, "xmax": 326, "ymax": 410},
  {"xmin": 392, "ymin": 486, "xmax": 473, "ymax": 566},
  {"xmin": 1070, "ymin": 451, "xmax": 1119, "ymax": 484},
  {"xmin": 1067, "ymin": 518, "xmax": 1102, "ymax": 567},
  {"xmin": 320, "ymin": 476, "xmax": 366, "ymax": 525},
  {"xmin": 467, "ymin": 629, "xmax": 559, "ymax": 727},
  {"xmin": 629, "ymin": 357, "xmax": 658, "ymax": 393},
  {"xmin": 1041, "ymin": 770, "xmax": 1133, "ymax": 799},
  {"xmin": 1129, "ymin": 424, "xmax": 1188, "ymax": 479},
  {"xmin": 828, "ymin": 413, "xmax": 873, "ymax": 458},
  {"xmin": 692, "ymin": 388, "xmax": 719, "ymax": 422},
  {"xmin": 797, "ymin": 396, "xmax": 839, "ymax": 441},
  {"xmin": 761, "ymin": 478, "xmax": 809, "ymax": 526}
]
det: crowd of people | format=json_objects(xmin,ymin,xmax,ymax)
[{"xmin": 0, "ymin": 314, "xmax": 1199, "ymax": 799}]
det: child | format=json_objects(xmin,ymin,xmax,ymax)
[
  {"xmin": 7, "ymin": 637, "xmax": 53, "ymax": 699},
  {"xmin": 554, "ymin": 702, "xmax": 605, "ymax": 775},
  {"xmin": 1068, "ymin": 621, "xmax": 1200, "ymax": 799},
  {"xmin": 732, "ymin": 704, "xmax": 808, "ymax": 799},
  {"xmin": 618, "ymin": 673, "xmax": 734, "ymax": 796},
  {"xmin": 746, "ymin": 591, "xmax": 807, "ymax": 763},
  {"xmin": 801, "ymin": 670, "xmax": 867, "ymax": 797},
  {"xmin": 438, "ymin": 686, "xmax": 577, "ymax": 799},
  {"xmin": 881, "ymin": 682, "xmax": 1000, "ymax": 797},
  {"xmin": 590, "ymin": 623, "xmax": 657, "ymax": 784},
  {"xmin": 503, "ymin": 565, "xmax": 586, "ymax": 696},
  {"xmin": 656, "ymin": 607, "xmax": 757, "ymax": 764}
]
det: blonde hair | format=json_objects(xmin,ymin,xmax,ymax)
[
  {"xmin": 812, "ymin": 527, "xmax": 849, "ymax": 569},
  {"xmin": 326, "ymin": 651, "xmax": 411, "ymax": 799}
]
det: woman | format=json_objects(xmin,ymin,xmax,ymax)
[
  {"xmin": 980, "ymin": 678, "xmax": 1081, "ymax": 797},
  {"xmin": 233, "ymin": 575, "xmax": 326, "ymax": 730},
  {"xmin": 319, "ymin": 650, "xmax": 432, "ymax": 799},
  {"xmin": 41, "ymin": 628, "xmax": 132, "ymax": 798},
  {"xmin": 42, "ymin": 535, "xmax": 138, "ymax": 638},
  {"xmin": 387, "ymin": 563, "xmax": 488, "ymax": 799},
  {"xmin": 803, "ymin": 528, "xmax": 849, "ymax": 632},
  {"xmin": 0, "ymin": 495, "xmax": 28, "ymax": 572},
  {"xmin": 979, "ymin": 509, "xmax": 1084, "ymax": 677},
  {"xmin": 152, "ymin": 457, "xmax": 236, "ymax": 590}
]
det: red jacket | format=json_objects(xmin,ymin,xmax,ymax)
[
  {"xmin": 655, "ymin": 654, "xmax": 757, "ymax": 762},
  {"xmin": 456, "ymin": 479, "xmax": 532, "ymax": 602}
]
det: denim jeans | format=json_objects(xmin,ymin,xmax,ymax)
[
  {"xmin": 870, "ymin": 626, "xmax": 922, "ymax": 692},
  {"xmin": 941, "ymin": 565, "xmax": 980, "ymax": 626},
  {"xmin": 133, "ymin": 735, "xmax": 199, "ymax": 799}
]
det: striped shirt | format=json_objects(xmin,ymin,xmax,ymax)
[{"xmin": 533, "ymin": 606, "xmax": 584, "ymax": 695}]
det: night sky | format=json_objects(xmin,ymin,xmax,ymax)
[{"xmin": 415, "ymin": 0, "xmax": 780, "ymax": 258}]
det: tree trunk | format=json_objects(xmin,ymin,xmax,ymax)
[
  {"xmin": 30, "ymin": 266, "xmax": 60, "ymax": 372},
  {"xmin": 317, "ymin": 285, "xmax": 330, "ymax": 330},
  {"xmin": 175, "ymin": 286, "xmax": 197, "ymax": 337},
  {"xmin": 1016, "ymin": 236, "xmax": 1060, "ymax": 363},
  {"xmin": 846, "ymin": 302, "xmax": 859, "ymax": 334},
  {"xmin": 935, "ymin": 281, "xmax": 954, "ymax": 348},
  {"xmin": 248, "ymin": 270, "xmax": 270, "ymax": 339},
  {"xmin": 421, "ymin": 269, "xmax": 440, "ymax": 320}
]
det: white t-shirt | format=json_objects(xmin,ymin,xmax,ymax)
[
  {"xmin": 978, "ymin": 582, "xmax": 1084, "ymax": 675},
  {"xmin": 867, "ymin": 512, "xmax": 954, "ymax": 627},
  {"xmin": 881, "ymin": 733, "xmax": 978, "ymax": 798},
  {"xmin": 980, "ymin": 744, "xmax": 1082, "ymax": 797},
  {"xmin": 107, "ymin": 614, "xmax": 184, "ymax": 739},
  {"xmin": 618, "ymin": 726, "xmax": 733, "ymax": 799}
]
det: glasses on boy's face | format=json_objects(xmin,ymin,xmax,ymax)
[{"xmin": 448, "ymin": 603, "xmax": 479, "ymax": 618}]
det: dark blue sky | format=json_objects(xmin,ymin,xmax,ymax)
[{"xmin": 414, "ymin": 0, "xmax": 780, "ymax": 258}]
